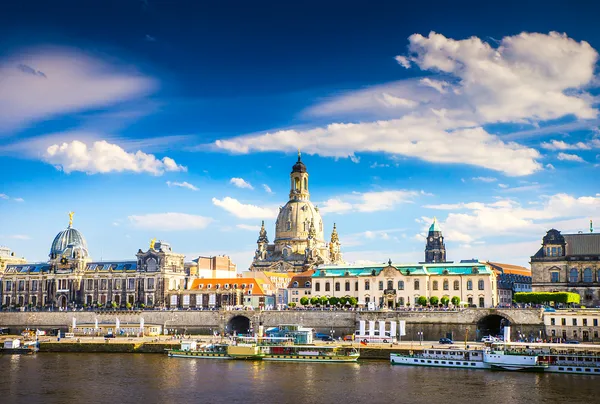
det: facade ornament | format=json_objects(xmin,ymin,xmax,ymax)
[
  {"xmin": 68, "ymin": 211, "xmax": 74, "ymax": 227},
  {"xmin": 150, "ymin": 238, "xmax": 157, "ymax": 250}
]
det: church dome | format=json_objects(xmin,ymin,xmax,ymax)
[
  {"xmin": 50, "ymin": 226, "xmax": 89, "ymax": 259},
  {"xmin": 292, "ymin": 152, "xmax": 307, "ymax": 173},
  {"xmin": 275, "ymin": 199, "xmax": 324, "ymax": 243}
]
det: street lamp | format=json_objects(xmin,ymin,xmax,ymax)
[{"xmin": 417, "ymin": 331, "xmax": 423, "ymax": 346}]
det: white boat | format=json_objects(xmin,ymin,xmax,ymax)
[
  {"xmin": 483, "ymin": 349, "xmax": 546, "ymax": 371},
  {"xmin": 390, "ymin": 347, "xmax": 488, "ymax": 369},
  {"xmin": 167, "ymin": 340, "xmax": 230, "ymax": 359}
]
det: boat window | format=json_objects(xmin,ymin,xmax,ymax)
[{"xmin": 449, "ymin": 361, "xmax": 453, "ymax": 365}]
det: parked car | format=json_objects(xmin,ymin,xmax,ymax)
[
  {"xmin": 565, "ymin": 340, "xmax": 580, "ymax": 344},
  {"xmin": 315, "ymin": 333, "xmax": 329, "ymax": 339},
  {"xmin": 480, "ymin": 336, "xmax": 498, "ymax": 343},
  {"xmin": 104, "ymin": 334, "xmax": 116, "ymax": 338},
  {"xmin": 439, "ymin": 338, "xmax": 453, "ymax": 344},
  {"xmin": 320, "ymin": 336, "xmax": 334, "ymax": 342},
  {"xmin": 343, "ymin": 335, "xmax": 354, "ymax": 341}
]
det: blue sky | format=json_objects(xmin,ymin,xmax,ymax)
[{"xmin": 0, "ymin": 0, "xmax": 599, "ymax": 270}]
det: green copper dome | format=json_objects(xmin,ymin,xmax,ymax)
[{"xmin": 429, "ymin": 218, "xmax": 441, "ymax": 233}]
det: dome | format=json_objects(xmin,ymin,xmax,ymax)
[
  {"xmin": 50, "ymin": 226, "xmax": 89, "ymax": 259},
  {"xmin": 292, "ymin": 151, "xmax": 306, "ymax": 173},
  {"xmin": 275, "ymin": 199, "xmax": 324, "ymax": 243},
  {"xmin": 543, "ymin": 229, "xmax": 565, "ymax": 245}
]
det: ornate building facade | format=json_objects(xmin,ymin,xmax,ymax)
[
  {"xmin": 531, "ymin": 227, "xmax": 600, "ymax": 306},
  {"xmin": 250, "ymin": 152, "xmax": 345, "ymax": 273},
  {"xmin": 425, "ymin": 218, "xmax": 446, "ymax": 263},
  {"xmin": 0, "ymin": 214, "xmax": 189, "ymax": 309}
]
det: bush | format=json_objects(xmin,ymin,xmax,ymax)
[
  {"xmin": 429, "ymin": 296, "xmax": 439, "ymax": 306},
  {"xmin": 417, "ymin": 296, "xmax": 428, "ymax": 306},
  {"xmin": 347, "ymin": 297, "xmax": 358, "ymax": 307},
  {"xmin": 288, "ymin": 302, "xmax": 296, "ymax": 308},
  {"xmin": 451, "ymin": 296, "xmax": 461, "ymax": 306},
  {"xmin": 339, "ymin": 297, "xmax": 348, "ymax": 306},
  {"xmin": 440, "ymin": 296, "xmax": 450, "ymax": 307},
  {"xmin": 514, "ymin": 292, "xmax": 580, "ymax": 305},
  {"xmin": 111, "ymin": 301, "xmax": 118, "ymax": 309},
  {"xmin": 329, "ymin": 297, "xmax": 339, "ymax": 306},
  {"xmin": 310, "ymin": 297, "xmax": 319, "ymax": 305},
  {"xmin": 126, "ymin": 302, "xmax": 132, "ymax": 310},
  {"xmin": 300, "ymin": 297, "xmax": 309, "ymax": 306},
  {"xmin": 319, "ymin": 296, "xmax": 329, "ymax": 306}
]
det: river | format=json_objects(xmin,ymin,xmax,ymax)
[{"xmin": 0, "ymin": 354, "xmax": 596, "ymax": 404}]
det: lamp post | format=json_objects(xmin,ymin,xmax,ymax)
[{"xmin": 417, "ymin": 331, "xmax": 423, "ymax": 346}]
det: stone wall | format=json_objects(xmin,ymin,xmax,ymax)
[{"xmin": 0, "ymin": 308, "xmax": 545, "ymax": 341}]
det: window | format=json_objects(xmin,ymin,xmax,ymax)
[
  {"xmin": 443, "ymin": 280, "xmax": 449, "ymax": 291},
  {"xmin": 292, "ymin": 281, "xmax": 298, "ymax": 288},
  {"xmin": 18, "ymin": 280, "xmax": 25, "ymax": 291},
  {"xmin": 479, "ymin": 297, "xmax": 485, "ymax": 308},
  {"xmin": 101, "ymin": 279, "xmax": 108, "ymax": 290},
  {"xmin": 551, "ymin": 247, "xmax": 557, "ymax": 256},
  {"xmin": 561, "ymin": 318, "xmax": 566, "ymax": 326},
  {"xmin": 345, "ymin": 281, "xmax": 350, "ymax": 292},
  {"xmin": 365, "ymin": 280, "xmax": 370, "ymax": 291},
  {"xmin": 325, "ymin": 282, "xmax": 331, "ymax": 292},
  {"xmin": 114, "ymin": 279, "xmax": 122, "ymax": 290},
  {"xmin": 467, "ymin": 280, "xmax": 473, "ymax": 290},
  {"xmin": 478, "ymin": 280, "xmax": 484, "ymax": 290},
  {"xmin": 433, "ymin": 281, "xmax": 438, "ymax": 290},
  {"xmin": 569, "ymin": 268, "xmax": 578, "ymax": 283},
  {"xmin": 583, "ymin": 318, "xmax": 587, "ymax": 326},
  {"xmin": 86, "ymin": 279, "xmax": 93, "ymax": 290},
  {"xmin": 454, "ymin": 280, "xmax": 459, "ymax": 290},
  {"xmin": 583, "ymin": 268, "xmax": 593, "ymax": 283},
  {"xmin": 594, "ymin": 319, "xmax": 598, "ymax": 327},
  {"xmin": 551, "ymin": 272, "xmax": 560, "ymax": 283},
  {"xmin": 414, "ymin": 280, "xmax": 420, "ymax": 290},
  {"xmin": 335, "ymin": 282, "xmax": 340, "ymax": 292},
  {"xmin": 572, "ymin": 318, "xmax": 577, "ymax": 326},
  {"xmin": 398, "ymin": 280, "xmax": 404, "ymax": 290},
  {"xmin": 147, "ymin": 278, "xmax": 155, "ymax": 290},
  {"xmin": 315, "ymin": 282, "xmax": 320, "ymax": 292},
  {"xmin": 31, "ymin": 280, "xmax": 38, "ymax": 292},
  {"xmin": 550, "ymin": 318, "xmax": 555, "ymax": 326},
  {"xmin": 127, "ymin": 278, "xmax": 135, "ymax": 290},
  {"xmin": 379, "ymin": 281, "xmax": 384, "ymax": 291},
  {"xmin": 467, "ymin": 297, "xmax": 473, "ymax": 305}
]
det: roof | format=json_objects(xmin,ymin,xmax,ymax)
[
  {"xmin": 287, "ymin": 270, "xmax": 315, "ymax": 288},
  {"xmin": 189, "ymin": 278, "xmax": 266, "ymax": 295},
  {"xmin": 314, "ymin": 262, "xmax": 492, "ymax": 277},
  {"xmin": 50, "ymin": 226, "xmax": 88, "ymax": 258},
  {"xmin": 487, "ymin": 262, "xmax": 531, "ymax": 276},
  {"xmin": 429, "ymin": 217, "xmax": 442, "ymax": 233},
  {"xmin": 5, "ymin": 264, "xmax": 51, "ymax": 274},
  {"xmin": 86, "ymin": 261, "xmax": 137, "ymax": 272},
  {"xmin": 563, "ymin": 233, "xmax": 600, "ymax": 256}
]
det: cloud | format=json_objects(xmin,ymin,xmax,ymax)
[
  {"xmin": 212, "ymin": 197, "xmax": 278, "ymax": 219},
  {"xmin": 419, "ymin": 78, "xmax": 450, "ymax": 94},
  {"xmin": 394, "ymin": 55, "xmax": 411, "ymax": 69},
  {"xmin": 0, "ymin": 193, "xmax": 24, "ymax": 202},
  {"xmin": 545, "ymin": 163, "xmax": 555, "ymax": 170},
  {"xmin": 0, "ymin": 46, "xmax": 156, "ymax": 132},
  {"xmin": 166, "ymin": 181, "xmax": 199, "ymax": 191},
  {"xmin": 540, "ymin": 140, "xmax": 592, "ymax": 150},
  {"xmin": 557, "ymin": 152, "xmax": 586, "ymax": 162},
  {"xmin": 472, "ymin": 176, "xmax": 497, "ymax": 183},
  {"xmin": 320, "ymin": 190, "xmax": 419, "ymax": 214},
  {"xmin": 0, "ymin": 194, "xmax": 8, "ymax": 199},
  {"xmin": 230, "ymin": 177, "xmax": 254, "ymax": 189},
  {"xmin": 262, "ymin": 184, "xmax": 273, "ymax": 194},
  {"xmin": 44, "ymin": 140, "xmax": 186, "ymax": 175},
  {"xmin": 236, "ymin": 224, "xmax": 261, "ymax": 231},
  {"xmin": 13, "ymin": 198, "xmax": 24, "ymax": 202},
  {"xmin": 128, "ymin": 213, "xmax": 212, "ymax": 230}
]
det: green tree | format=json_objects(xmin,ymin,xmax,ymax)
[
  {"xmin": 310, "ymin": 296, "xmax": 319, "ymax": 305},
  {"xmin": 288, "ymin": 302, "xmax": 296, "ymax": 308},
  {"xmin": 451, "ymin": 296, "xmax": 461, "ymax": 306},
  {"xmin": 339, "ymin": 297, "xmax": 348, "ymax": 306},
  {"xmin": 329, "ymin": 297, "xmax": 339, "ymax": 306},
  {"xmin": 126, "ymin": 302, "xmax": 132, "ymax": 310},
  {"xmin": 300, "ymin": 297, "xmax": 309, "ymax": 306},
  {"xmin": 319, "ymin": 296, "xmax": 329, "ymax": 306},
  {"xmin": 348, "ymin": 297, "xmax": 358, "ymax": 307},
  {"xmin": 111, "ymin": 301, "xmax": 118, "ymax": 309},
  {"xmin": 417, "ymin": 296, "xmax": 428, "ymax": 306},
  {"xmin": 429, "ymin": 296, "xmax": 439, "ymax": 306},
  {"xmin": 440, "ymin": 296, "xmax": 450, "ymax": 306}
]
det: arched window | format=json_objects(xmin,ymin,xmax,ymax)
[
  {"xmin": 398, "ymin": 280, "xmax": 404, "ymax": 290},
  {"xmin": 325, "ymin": 282, "xmax": 331, "ymax": 292},
  {"xmin": 433, "ymin": 281, "xmax": 438, "ymax": 290},
  {"xmin": 454, "ymin": 280, "xmax": 459, "ymax": 290},
  {"xmin": 315, "ymin": 282, "xmax": 320, "ymax": 292},
  {"xmin": 443, "ymin": 279, "xmax": 449, "ymax": 290},
  {"xmin": 303, "ymin": 177, "xmax": 308, "ymax": 190},
  {"xmin": 467, "ymin": 280, "xmax": 473, "ymax": 290},
  {"xmin": 355, "ymin": 281, "xmax": 358, "ymax": 291},
  {"xmin": 569, "ymin": 268, "xmax": 579, "ymax": 283},
  {"xmin": 364, "ymin": 280, "xmax": 370, "ymax": 291},
  {"xmin": 345, "ymin": 281, "xmax": 350, "ymax": 292},
  {"xmin": 414, "ymin": 280, "xmax": 420, "ymax": 290},
  {"xmin": 387, "ymin": 280, "xmax": 394, "ymax": 290},
  {"xmin": 335, "ymin": 282, "xmax": 340, "ymax": 292},
  {"xmin": 583, "ymin": 268, "xmax": 593, "ymax": 283},
  {"xmin": 478, "ymin": 280, "xmax": 484, "ymax": 290}
]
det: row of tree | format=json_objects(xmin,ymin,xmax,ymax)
[
  {"xmin": 292, "ymin": 295, "xmax": 463, "ymax": 307},
  {"xmin": 513, "ymin": 292, "xmax": 580, "ymax": 305}
]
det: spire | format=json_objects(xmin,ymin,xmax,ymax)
[
  {"xmin": 429, "ymin": 217, "xmax": 441, "ymax": 233},
  {"xmin": 257, "ymin": 220, "xmax": 269, "ymax": 243},
  {"xmin": 298, "ymin": 148, "xmax": 301, "ymax": 161},
  {"xmin": 330, "ymin": 223, "xmax": 339, "ymax": 243},
  {"xmin": 68, "ymin": 211, "xmax": 74, "ymax": 228}
]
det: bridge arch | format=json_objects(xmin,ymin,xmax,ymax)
[
  {"xmin": 226, "ymin": 315, "xmax": 251, "ymax": 336},
  {"xmin": 476, "ymin": 313, "xmax": 511, "ymax": 340}
]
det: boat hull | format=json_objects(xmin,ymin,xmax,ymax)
[
  {"xmin": 390, "ymin": 354, "xmax": 487, "ymax": 369},
  {"xmin": 546, "ymin": 365, "xmax": 600, "ymax": 375},
  {"xmin": 167, "ymin": 350, "xmax": 230, "ymax": 359},
  {"xmin": 263, "ymin": 354, "xmax": 359, "ymax": 363}
]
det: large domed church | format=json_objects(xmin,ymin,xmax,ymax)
[{"xmin": 250, "ymin": 152, "xmax": 345, "ymax": 273}]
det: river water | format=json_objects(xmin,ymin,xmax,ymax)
[{"xmin": 0, "ymin": 354, "xmax": 596, "ymax": 404}]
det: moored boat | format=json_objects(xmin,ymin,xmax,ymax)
[
  {"xmin": 390, "ymin": 347, "xmax": 487, "ymax": 369},
  {"xmin": 167, "ymin": 340, "xmax": 230, "ymax": 359},
  {"xmin": 1, "ymin": 339, "xmax": 38, "ymax": 355}
]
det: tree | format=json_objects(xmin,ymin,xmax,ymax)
[
  {"xmin": 339, "ymin": 297, "xmax": 348, "ymax": 306},
  {"xmin": 319, "ymin": 296, "xmax": 329, "ymax": 306},
  {"xmin": 451, "ymin": 296, "xmax": 461, "ymax": 306},
  {"xmin": 288, "ymin": 302, "xmax": 296, "ymax": 308},
  {"xmin": 417, "ymin": 296, "xmax": 428, "ymax": 306},
  {"xmin": 300, "ymin": 296, "xmax": 309, "ymax": 306},
  {"xmin": 514, "ymin": 292, "xmax": 580, "ymax": 305},
  {"xmin": 329, "ymin": 297, "xmax": 339, "ymax": 306},
  {"xmin": 440, "ymin": 296, "xmax": 450, "ymax": 307},
  {"xmin": 348, "ymin": 297, "xmax": 358, "ymax": 307},
  {"xmin": 126, "ymin": 302, "xmax": 132, "ymax": 310},
  {"xmin": 111, "ymin": 301, "xmax": 118, "ymax": 309},
  {"xmin": 429, "ymin": 296, "xmax": 439, "ymax": 306},
  {"xmin": 310, "ymin": 296, "xmax": 319, "ymax": 305}
]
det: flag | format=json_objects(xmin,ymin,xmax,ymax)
[{"xmin": 360, "ymin": 340, "xmax": 367, "ymax": 346}]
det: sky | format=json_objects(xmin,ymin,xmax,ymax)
[{"xmin": 0, "ymin": 0, "xmax": 599, "ymax": 270}]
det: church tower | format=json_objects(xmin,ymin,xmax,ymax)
[
  {"xmin": 425, "ymin": 217, "xmax": 446, "ymax": 263},
  {"xmin": 329, "ymin": 223, "xmax": 342, "ymax": 263},
  {"xmin": 289, "ymin": 150, "xmax": 309, "ymax": 201}
]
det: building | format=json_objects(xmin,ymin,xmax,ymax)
[
  {"xmin": 186, "ymin": 255, "xmax": 237, "ymax": 279},
  {"xmin": 287, "ymin": 269, "xmax": 314, "ymax": 306},
  {"xmin": 250, "ymin": 152, "xmax": 345, "ymax": 273},
  {"xmin": 531, "ymin": 227, "xmax": 600, "ymax": 306},
  {"xmin": 0, "ymin": 247, "xmax": 27, "ymax": 273},
  {"xmin": 544, "ymin": 310, "xmax": 600, "ymax": 342},
  {"xmin": 487, "ymin": 262, "xmax": 532, "ymax": 307},
  {"xmin": 425, "ymin": 218, "xmax": 446, "ymax": 263},
  {"xmin": 183, "ymin": 277, "xmax": 273, "ymax": 309},
  {"xmin": 310, "ymin": 261, "xmax": 498, "ymax": 309},
  {"xmin": 0, "ymin": 213, "xmax": 198, "ymax": 309}
]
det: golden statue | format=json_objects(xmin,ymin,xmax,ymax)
[
  {"xmin": 68, "ymin": 211, "xmax": 74, "ymax": 227},
  {"xmin": 150, "ymin": 238, "xmax": 157, "ymax": 250}
]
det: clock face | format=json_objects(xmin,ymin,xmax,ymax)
[{"xmin": 429, "ymin": 237, "xmax": 433, "ymax": 242}]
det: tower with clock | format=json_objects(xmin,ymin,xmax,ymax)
[{"xmin": 425, "ymin": 217, "xmax": 446, "ymax": 263}]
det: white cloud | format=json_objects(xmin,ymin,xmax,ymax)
[
  {"xmin": 236, "ymin": 224, "xmax": 261, "ymax": 231},
  {"xmin": 128, "ymin": 212, "xmax": 212, "ymax": 230},
  {"xmin": 541, "ymin": 140, "xmax": 591, "ymax": 150},
  {"xmin": 0, "ymin": 194, "xmax": 8, "ymax": 199},
  {"xmin": 472, "ymin": 176, "xmax": 497, "ymax": 182},
  {"xmin": 166, "ymin": 181, "xmax": 199, "ymax": 191},
  {"xmin": 13, "ymin": 198, "xmax": 24, "ymax": 202},
  {"xmin": 262, "ymin": 184, "xmax": 273, "ymax": 194},
  {"xmin": 44, "ymin": 140, "xmax": 186, "ymax": 175},
  {"xmin": 212, "ymin": 197, "xmax": 278, "ymax": 219},
  {"xmin": 394, "ymin": 55, "xmax": 411, "ymax": 69},
  {"xmin": 0, "ymin": 47, "xmax": 156, "ymax": 132},
  {"xmin": 419, "ymin": 78, "xmax": 450, "ymax": 94},
  {"xmin": 0, "ymin": 193, "xmax": 24, "ymax": 202},
  {"xmin": 230, "ymin": 177, "xmax": 254, "ymax": 189},
  {"xmin": 320, "ymin": 190, "xmax": 419, "ymax": 214},
  {"xmin": 545, "ymin": 163, "xmax": 555, "ymax": 170},
  {"xmin": 557, "ymin": 152, "xmax": 586, "ymax": 162},
  {"xmin": 380, "ymin": 93, "xmax": 418, "ymax": 108}
]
